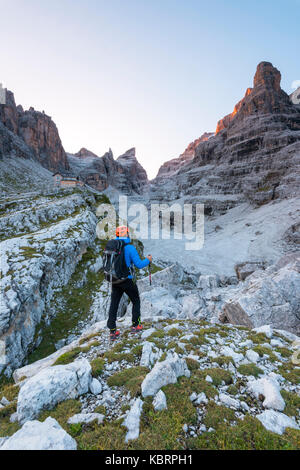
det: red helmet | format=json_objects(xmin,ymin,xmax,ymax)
[{"xmin": 116, "ymin": 225, "xmax": 129, "ymax": 237}]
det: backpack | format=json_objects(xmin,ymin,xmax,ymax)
[{"xmin": 102, "ymin": 239, "xmax": 131, "ymax": 284}]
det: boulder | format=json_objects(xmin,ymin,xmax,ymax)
[
  {"xmin": 257, "ymin": 410, "xmax": 299, "ymax": 435},
  {"xmin": 89, "ymin": 378, "xmax": 102, "ymax": 395},
  {"xmin": 140, "ymin": 341, "xmax": 161, "ymax": 368},
  {"xmin": 220, "ymin": 254, "xmax": 300, "ymax": 334},
  {"xmin": 152, "ymin": 390, "xmax": 167, "ymax": 411},
  {"xmin": 141, "ymin": 353, "xmax": 190, "ymax": 397},
  {"xmin": 122, "ymin": 398, "xmax": 143, "ymax": 443},
  {"xmin": 235, "ymin": 261, "xmax": 266, "ymax": 281},
  {"xmin": 0, "ymin": 417, "xmax": 77, "ymax": 450},
  {"xmin": 219, "ymin": 393, "xmax": 240, "ymax": 409},
  {"xmin": 247, "ymin": 376, "xmax": 285, "ymax": 411},
  {"xmin": 68, "ymin": 413, "xmax": 104, "ymax": 425},
  {"xmin": 17, "ymin": 359, "xmax": 92, "ymax": 423}
]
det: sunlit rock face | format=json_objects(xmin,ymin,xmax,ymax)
[
  {"xmin": 154, "ymin": 132, "xmax": 214, "ymax": 180},
  {"xmin": 148, "ymin": 61, "xmax": 300, "ymax": 213},
  {"xmin": 290, "ymin": 86, "xmax": 300, "ymax": 105},
  {"xmin": 0, "ymin": 90, "xmax": 68, "ymax": 172}
]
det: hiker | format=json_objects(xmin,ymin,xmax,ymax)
[{"xmin": 104, "ymin": 225, "xmax": 152, "ymax": 340}]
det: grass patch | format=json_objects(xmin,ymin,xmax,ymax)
[
  {"xmin": 253, "ymin": 345, "xmax": 277, "ymax": 362},
  {"xmin": 276, "ymin": 347, "xmax": 292, "ymax": 358},
  {"xmin": 90, "ymin": 358, "xmax": 105, "ymax": 377},
  {"xmin": 53, "ymin": 347, "xmax": 82, "ymax": 365},
  {"xmin": 0, "ymin": 402, "xmax": 17, "ymax": 419},
  {"xmin": 187, "ymin": 415, "xmax": 300, "ymax": 450},
  {"xmin": 0, "ymin": 380, "xmax": 20, "ymax": 402},
  {"xmin": 203, "ymin": 402, "xmax": 236, "ymax": 429},
  {"xmin": 38, "ymin": 399, "xmax": 81, "ymax": 428},
  {"xmin": 94, "ymin": 405, "xmax": 106, "ymax": 415},
  {"xmin": 248, "ymin": 333, "xmax": 270, "ymax": 344},
  {"xmin": 213, "ymin": 356, "xmax": 233, "ymax": 367},
  {"xmin": 185, "ymin": 358, "xmax": 200, "ymax": 371},
  {"xmin": 189, "ymin": 370, "xmax": 218, "ymax": 399},
  {"xmin": 107, "ymin": 366, "xmax": 149, "ymax": 397},
  {"xmin": 237, "ymin": 363, "xmax": 264, "ymax": 378},
  {"xmin": 166, "ymin": 341, "xmax": 184, "ymax": 354},
  {"xmin": 167, "ymin": 328, "xmax": 181, "ymax": 337},
  {"xmin": 227, "ymin": 385, "xmax": 239, "ymax": 396},
  {"xmin": 198, "ymin": 368, "xmax": 233, "ymax": 387},
  {"xmin": 277, "ymin": 362, "xmax": 300, "ymax": 385},
  {"xmin": 132, "ymin": 377, "xmax": 197, "ymax": 450},
  {"xmin": 281, "ymin": 390, "xmax": 300, "ymax": 418}
]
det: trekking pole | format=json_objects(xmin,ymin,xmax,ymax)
[
  {"xmin": 148, "ymin": 259, "xmax": 153, "ymax": 318},
  {"xmin": 148, "ymin": 260, "xmax": 152, "ymax": 286}
]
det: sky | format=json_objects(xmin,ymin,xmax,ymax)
[{"xmin": 0, "ymin": 0, "xmax": 299, "ymax": 179}]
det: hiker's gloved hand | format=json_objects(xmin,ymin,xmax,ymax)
[{"xmin": 146, "ymin": 254, "xmax": 153, "ymax": 263}]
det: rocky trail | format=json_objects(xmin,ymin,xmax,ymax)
[{"xmin": 0, "ymin": 315, "xmax": 299, "ymax": 450}]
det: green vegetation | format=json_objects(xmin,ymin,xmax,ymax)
[
  {"xmin": 197, "ymin": 368, "xmax": 233, "ymax": 387},
  {"xmin": 248, "ymin": 333, "xmax": 270, "ymax": 344},
  {"xmin": 185, "ymin": 358, "xmax": 200, "ymax": 371},
  {"xmin": 213, "ymin": 356, "xmax": 233, "ymax": 367},
  {"xmin": 53, "ymin": 348, "xmax": 82, "ymax": 365},
  {"xmin": 90, "ymin": 358, "xmax": 105, "ymax": 377},
  {"xmin": 227, "ymin": 385, "xmax": 239, "ymax": 396},
  {"xmin": 188, "ymin": 415, "xmax": 300, "ymax": 450},
  {"xmin": 277, "ymin": 361, "xmax": 300, "ymax": 385},
  {"xmin": 281, "ymin": 390, "xmax": 300, "ymax": 418},
  {"xmin": 107, "ymin": 366, "xmax": 149, "ymax": 397},
  {"xmin": 276, "ymin": 347, "xmax": 292, "ymax": 358},
  {"xmin": 253, "ymin": 345, "xmax": 277, "ymax": 362},
  {"xmin": 237, "ymin": 363, "xmax": 264, "ymax": 378},
  {"xmin": 39, "ymin": 399, "xmax": 81, "ymax": 427}
]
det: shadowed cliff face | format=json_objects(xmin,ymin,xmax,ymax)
[
  {"xmin": 67, "ymin": 147, "xmax": 149, "ymax": 195},
  {"xmin": 150, "ymin": 62, "xmax": 300, "ymax": 212},
  {"xmin": 0, "ymin": 90, "xmax": 69, "ymax": 172}
]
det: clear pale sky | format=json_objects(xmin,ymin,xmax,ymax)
[{"xmin": 1, "ymin": 0, "xmax": 299, "ymax": 178}]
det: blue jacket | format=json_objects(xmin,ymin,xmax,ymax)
[{"xmin": 116, "ymin": 237, "xmax": 150, "ymax": 279}]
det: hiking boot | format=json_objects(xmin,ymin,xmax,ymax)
[
  {"xmin": 131, "ymin": 324, "xmax": 143, "ymax": 334},
  {"xmin": 110, "ymin": 330, "xmax": 120, "ymax": 341}
]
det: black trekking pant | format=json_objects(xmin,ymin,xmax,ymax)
[{"xmin": 107, "ymin": 279, "xmax": 141, "ymax": 330}]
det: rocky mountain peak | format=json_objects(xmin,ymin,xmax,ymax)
[
  {"xmin": 290, "ymin": 86, "xmax": 300, "ymax": 105},
  {"xmin": 0, "ymin": 89, "xmax": 69, "ymax": 171},
  {"xmin": 74, "ymin": 148, "xmax": 99, "ymax": 159},
  {"xmin": 253, "ymin": 61, "xmax": 281, "ymax": 91},
  {"xmin": 216, "ymin": 61, "xmax": 295, "ymax": 134},
  {"xmin": 117, "ymin": 147, "xmax": 136, "ymax": 161}
]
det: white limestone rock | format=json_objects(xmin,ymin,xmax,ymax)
[
  {"xmin": 141, "ymin": 328, "xmax": 156, "ymax": 339},
  {"xmin": 122, "ymin": 398, "xmax": 143, "ymax": 443},
  {"xmin": 141, "ymin": 353, "xmax": 190, "ymax": 397},
  {"xmin": 247, "ymin": 376, "xmax": 285, "ymax": 411},
  {"xmin": 140, "ymin": 341, "xmax": 161, "ymax": 369},
  {"xmin": 219, "ymin": 393, "xmax": 240, "ymax": 410},
  {"xmin": 246, "ymin": 349, "xmax": 260, "ymax": 363},
  {"xmin": 0, "ymin": 417, "xmax": 77, "ymax": 450},
  {"xmin": 17, "ymin": 359, "xmax": 92, "ymax": 423},
  {"xmin": 153, "ymin": 390, "xmax": 167, "ymax": 411},
  {"xmin": 253, "ymin": 325, "xmax": 273, "ymax": 339},
  {"xmin": 220, "ymin": 346, "xmax": 244, "ymax": 364},
  {"xmin": 257, "ymin": 410, "xmax": 299, "ymax": 435},
  {"xmin": 68, "ymin": 413, "xmax": 104, "ymax": 425},
  {"xmin": 89, "ymin": 378, "xmax": 102, "ymax": 395}
]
